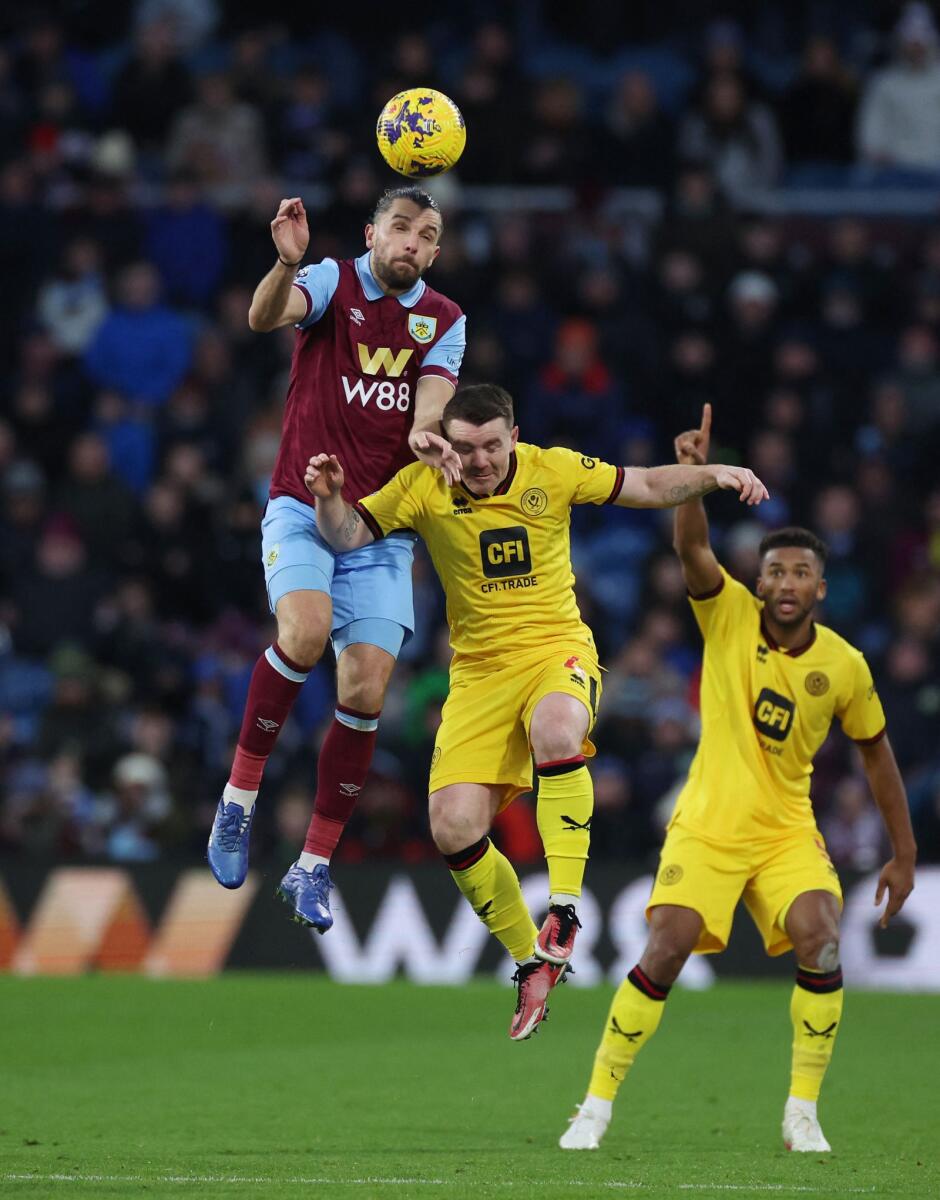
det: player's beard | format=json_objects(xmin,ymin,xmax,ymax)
[
  {"xmin": 372, "ymin": 250, "xmax": 421, "ymax": 292},
  {"xmin": 767, "ymin": 594, "xmax": 814, "ymax": 627}
]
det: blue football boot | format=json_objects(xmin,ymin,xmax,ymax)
[
  {"xmin": 276, "ymin": 862, "xmax": 334, "ymax": 933},
  {"xmin": 206, "ymin": 798, "xmax": 254, "ymax": 889}
]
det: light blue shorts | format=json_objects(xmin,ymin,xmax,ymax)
[{"xmin": 261, "ymin": 496, "xmax": 415, "ymax": 659}]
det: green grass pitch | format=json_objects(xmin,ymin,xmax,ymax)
[{"xmin": 0, "ymin": 975, "xmax": 936, "ymax": 1199}]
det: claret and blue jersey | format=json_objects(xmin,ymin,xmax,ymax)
[{"xmin": 261, "ymin": 251, "xmax": 466, "ymax": 657}]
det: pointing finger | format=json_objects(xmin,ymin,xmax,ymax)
[{"xmin": 701, "ymin": 403, "xmax": 712, "ymax": 436}]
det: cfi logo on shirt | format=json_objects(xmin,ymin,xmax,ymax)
[{"xmin": 408, "ymin": 313, "xmax": 437, "ymax": 344}]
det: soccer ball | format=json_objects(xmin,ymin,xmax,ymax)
[{"xmin": 376, "ymin": 88, "xmax": 466, "ymax": 178}]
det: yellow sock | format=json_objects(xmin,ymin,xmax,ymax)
[
  {"xmin": 587, "ymin": 966, "xmax": 670, "ymax": 1102},
  {"xmin": 536, "ymin": 758, "xmax": 593, "ymax": 896},
  {"xmin": 789, "ymin": 965, "xmax": 844, "ymax": 1101},
  {"xmin": 445, "ymin": 836, "xmax": 537, "ymax": 962}
]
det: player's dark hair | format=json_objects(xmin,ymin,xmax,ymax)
[
  {"xmin": 442, "ymin": 384, "xmax": 514, "ymax": 431},
  {"xmin": 759, "ymin": 527, "xmax": 829, "ymax": 568},
  {"xmin": 372, "ymin": 186, "xmax": 442, "ymax": 226}
]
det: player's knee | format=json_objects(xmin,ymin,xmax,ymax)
[
  {"xmin": 642, "ymin": 941, "xmax": 691, "ymax": 986},
  {"xmin": 275, "ymin": 611, "xmax": 328, "ymax": 668},
  {"xmin": 531, "ymin": 721, "xmax": 581, "ymax": 765},
  {"xmin": 798, "ymin": 931, "xmax": 841, "ymax": 971},
  {"xmin": 429, "ymin": 795, "xmax": 486, "ymax": 856},
  {"xmin": 338, "ymin": 663, "xmax": 393, "ymax": 713}
]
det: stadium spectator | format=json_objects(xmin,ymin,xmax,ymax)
[
  {"xmin": 143, "ymin": 172, "xmax": 229, "ymax": 308},
  {"xmin": 110, "ymin": 18, "xmax": 194, "ymax": 155},
  {"xmin": 166, "ymin": 71, "xmax": 267, "ymax": 203},
  {"xmin": 600, "ymin": 71, "xmax": 675, "ymax": 188},
  {"xmin": 36, "ymin": 237, "xmax": 109, "ymax": 355},
  {"xmin": 524, "ymin": 318, "xmax": 626, "ymax": 454},
  {"xmin": 677, "ymin": 71, "xmax": 783, "ymax": 199},
  {"xmin": 83, "ymin": 261, "xmax": 193, "ymax": 406},
  {"xmin": 781, "ymin": 36, "xmax": 858, "ymax": 165},
  {"xmin": 857, "ymin": 2, "xmax": 940, "ymax": 171}
]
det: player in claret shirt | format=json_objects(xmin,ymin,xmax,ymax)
[
  {"xmin": 561, "ymin": 405, "xmax": 917, "ymax": 1154},
  {"xmin": 207, "ymin": 187, "xmax": 466, "ymax": 933},
  {"xmin": 305, "ymin": 384, "xmax": 767, "ymax": 1039}
]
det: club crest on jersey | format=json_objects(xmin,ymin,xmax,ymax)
[
  {"xmin": 521, "ymin": 487, "xmax": 548, "ymax": 517},
  {"xmin": 408, "ymin": 313, "xmax": 437, "ymax": 344}
]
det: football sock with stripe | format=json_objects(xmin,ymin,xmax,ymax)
[
  {"xmin": 445, "ymin": 837, "xmax": 538, "ymax": 962},
  {"xmin": 789, "ymin": 965, "xmax": 844, "ymax": 1102},
  {"xmin": 227, "ymin": 643, "xmax": 311, "ymax": 808},
  {"xmin": 587, "ymin": 966, "xmax": 671, "ymax": 1102},
  {"xmin": 536, "ymin": 756, "xmax": 593, "ymax": 897},
  {"xmin": 304, "ymin": 706, "xmax": 380, "ymax": 860}
]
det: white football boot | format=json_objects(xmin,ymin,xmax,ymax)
[
  {"xmin": 559, "ymin": 1097, "xmax": 611, "ymax": 1150},
  {"xmin": 782, "ymin": 1097, "xmax": 831, "ymax": 1152}
]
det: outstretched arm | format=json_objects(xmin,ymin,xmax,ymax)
[
  {"xmin": 304, "ymin": 454, "xmax": 376, "ymax": 551},
  {"xmin": 856, "ymin": 735, "xmax": 916, "ymax": 927},
  {"xmin": 615, "ymin": 461, "xmax": 765, "ymax": 510},
  {"xmin": 671, "ymin": 403, "xmax": 723, "ymax": 597},
  {"xmin": 248, "ymin": 197, "xmax": 310, "ymax": 332}
]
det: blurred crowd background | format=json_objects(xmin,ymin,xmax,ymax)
[{"xmin": 1, "ymin": 0, "xmax": 939, "ymax": 873}]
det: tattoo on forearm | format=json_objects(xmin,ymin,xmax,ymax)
[
  {"xmin": 666, "ymin": 480, "xmax": 710, "ymax": 504},
  {"xmin": 341, "ymin": 508, "xmax": 361, "ymax": 542}
]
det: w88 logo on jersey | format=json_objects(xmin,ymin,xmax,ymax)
[{"xmin": 341, "ymin": 376, "xmax": 412, "ymax": 412}]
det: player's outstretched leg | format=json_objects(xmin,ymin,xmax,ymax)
[
  {"xmin": 530, "ymin": 692, "xmax": 594, "ymax": 967},
  {"xmin": 442, "ymin": 832, "xmax": 566, "ymax": 1040},
  {"xmin": 781, "ymin": 891, "xmax": 842, "ymax": 1152},
  {"xmin": 430, "ymin": 783, "xmax": 566, "ymax": 1040},
  {"xmin": 560, "ymin": 905, "xmax": 700, "ymax": 1149},
  {"xmin": 279, "ymin": 638, "xmax": 398, "ymax": 930},
  {"xmin": 278, "ymin": 638, "xmax": 396, "ymax": 929},
  {"xmin": 208, "ymin": 641, "xmax": 315, "ymax": 888}
]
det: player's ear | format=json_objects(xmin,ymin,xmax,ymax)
[
  {"xmin": 755, "ymin": 572, "xmax": 765, "ymax": 598},
  {"xmin": 510, "ymin": 424, "xmax": 519, "ymax": 448},
  {"xmin": 365, "ymin": 222, "xmax": 375, "ymax": 249},
  {"xmin": 816, "ymin": 575, "xmax": 827, "ymax": 602}
]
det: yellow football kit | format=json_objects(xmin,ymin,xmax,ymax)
[
  {"xmin": 356, "ymin": 443, "xmax": 623, "ymax": 799},
  {"xmin": 648, "ymin": 567, "xmax": 886, "ymax": 955}
]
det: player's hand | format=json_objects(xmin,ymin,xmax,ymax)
[
  {"xmin": 874, "ymin": 856, "xmax": 915, "ymax": 928},
  {"xmin": 271, "ymin": 197, "xmax": 309, "ymax": 264},
  {"xmin": 304, "ymin": 454, "xmax": 344, "ymax": 499},
  {"xmin": 713, "ymin": 465, "xmax": 769, "ymax": 505},
  {"xmin": 409, "ymin": 429, "xmax": 462, "ymax": 486},
  {"xmin": 675, "ymin": 403, "xmax": 712, "ymax": 466}
]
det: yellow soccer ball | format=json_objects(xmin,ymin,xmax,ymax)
[{"xmin": 376, "ymin": 88, "xmax": 466, "ymax": 177}]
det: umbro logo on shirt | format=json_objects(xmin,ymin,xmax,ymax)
[{"xmin": 349, "ymin": 308, "xmax": 365, "ymax": 325}]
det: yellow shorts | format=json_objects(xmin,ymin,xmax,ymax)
[
  {"xmin": 646, "ymin": 822, "xmax": 843, "ymax": 957},
  {"xmin": 429, "ymin": 641, "xmax": 602, "ymax": 808}
]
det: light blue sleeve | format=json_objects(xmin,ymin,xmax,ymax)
[
  {"xmin": 293, "ymin": 258, "xmax": 341, "ymax": 329},
  {"xmin": 421, "ymin": 313, "xmax": 466, "ymax": 378}
]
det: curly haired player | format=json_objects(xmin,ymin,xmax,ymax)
[{"xmin": 560, "ymin": 405, "xmax": 916, "ymax": 1153}]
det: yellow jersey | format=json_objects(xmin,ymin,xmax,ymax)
[
  {"xmin": 355, "ymin": 442, "xmax": 624, "ymax": 663},
  {"xmin": 673, "ymin": 567, "xmax": 886, "ymax": 845}
]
